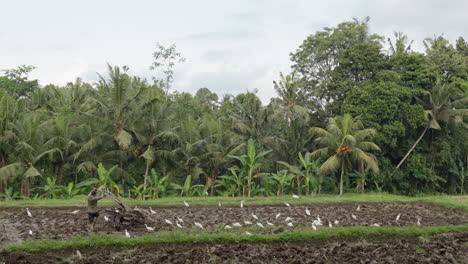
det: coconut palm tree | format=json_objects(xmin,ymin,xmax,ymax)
[
  {"xmin": 310, "ymin": 114, "xmax": 380, "ymax": 195},
  {"xmin": 394, "ymin": 78, "xmax": 468, "ymax": 172},
  {"xmin": 273, "ymin": 72, "xmax": 309, "ymax": 126},
  {"xmin": 0, "ymin": 113, "xmax": 60, "ymax": 197}
]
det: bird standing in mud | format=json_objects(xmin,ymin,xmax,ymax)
[
  {"xmin": 145, "ymin": 224, "xmax": 155, "ymax": 231},
  {"xmin": 194, "ymin": 222, "xmax": 204, "ymax": 229},
  {"xmin": 183, "ymin": 201, "xmax": 190, "ymax": 207},
  {"xmin": 305, "ymin": 208, "xmax": 311, "ymax": 216},
  {"xmin": 395, "ymin": 213, "xmax": 401, "ymax": 222},
  {"xmin": 26, "ymin": 208, "xmax": 32, "ymax": 218},
  {"xmin": 125, "ymin": 229, "xmax": 130, "ymax": 238}
]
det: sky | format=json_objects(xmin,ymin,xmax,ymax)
[{"xmin": 1, "ymin": 0, "xmax": 467, "ymax": 102}]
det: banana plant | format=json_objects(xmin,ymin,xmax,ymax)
[
  {"xmin": 61, "ymin": 182, "xmax": 81, "ymax": 199},
  {"xmin": 130, "ymin": 184, "xmax": 145, "ymax": 200},
  {"xmin": 171, "ymin": 174, "xmax": 204, "ymax": 197},
  {"xmin": 229, "ymin": 139, "xmax": 271, "ymax": 197},
  {"xmin": 76, "ymin": 163, "xmax": 119, "ymax": 195},
  {"xmin": 34, "ymin": 177, "xmax": 62, "ymax": 199},
  {"xmin": 267, "ymin": 170, "xmax": 295, "ymax": 196},
  {"xmin": 0, "ymin": 187, "xmax": 20, "ymax": 200},
  {"xmin": 145, "ymin": 168, "xmax": 169, "ymax": 199},
  {"xmin": 349, "ymin": 168, "xmax": 371, "ymax": 192},
  {"xmin": 216, "ymin": 167, "xmax": 247, "ymax": 197}
]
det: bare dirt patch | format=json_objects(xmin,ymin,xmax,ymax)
[
  {"xmin": 2, "ymin": 231, "xmax": 467, "ymax": 264},
  {"xmin": 0, "ymin": 202, "xmax": 466, "ymax": 248}
]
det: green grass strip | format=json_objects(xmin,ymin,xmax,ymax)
[
  {"xmin": 4, "ymin": 225, "xmax": 468, "ymax": 254},
  {"xmin": 1, "ymin": 194, "xmax": 467, "ymax": 210}
]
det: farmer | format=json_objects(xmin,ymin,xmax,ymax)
[{"xmin": 87, "ymin": 187, "xmax": 105, "ymax": 231}]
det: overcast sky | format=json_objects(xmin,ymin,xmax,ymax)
[{"xmin": 1, "ymin": 0, "xmax": 467, "ymax": 102}]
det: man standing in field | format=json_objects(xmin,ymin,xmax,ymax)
[{"xmin": 87, "ymin": 187, "xmax": 105, "ymax": 231}]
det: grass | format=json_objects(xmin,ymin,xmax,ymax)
[
  {"xmin": 1, "ymin": 193, "xmax": 467, "ymax": 210},
  {"xmin": 4, "ymin": 224, "xmax": 468, "ymax": 254}
]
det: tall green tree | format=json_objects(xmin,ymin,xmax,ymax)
[{"xmin": 310, "ymin": 114, "xmax": 381, "ymax": 195}]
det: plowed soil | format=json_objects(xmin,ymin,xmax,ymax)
[
  {"xmin": 2, "ymin": 231, "xmax": 467, "ymax": 263},
  {"xmin": 1, "ymin": 202, "xmax": 467, "ymax": 248}
]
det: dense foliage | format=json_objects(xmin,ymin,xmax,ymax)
[{"xmin": 0, "ymin": 18, "xmax": 466, "ymax": 199}]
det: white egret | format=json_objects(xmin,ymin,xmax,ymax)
[
  {"xmin": 356, "ymin": 205, "xmax": 361, "ymax": 211},
  {"xmin": 417, "ymin": 217, "xmax": 422, "ymax": 227},
  {"xmin": 164, "ymin": 219, "xmax": 173, "ymax": 225},
  {"xmin": 28, "ymin": 230, "xmax": 33, "ymax": 236},
  {"xmin": 145, "ymin": 224, "xmax": 155, "ymax": 231},
  {"xmin": 372, "ymin": 223, "xmax": 380, "ymax": 227},
  {"xmin": 224, "ymin": 225, "xmax": 232, "ymax": 229},
  {"xmin": 266, "ymin": 221, "xmax": 274, "ymax": 226},
  {"xmin": 395, "ymin": 213, "xmax": 401, "ymax": 222},
  {"xmin": 245, "ymin": 231, "xmax": 253, "ymax": 235},
  {"xmin": 284, "ymin": 202, "xmax": 290, "ymax": 207},
  {"xmin": 125, "ymin": 229, "xmax": 130, "ymax": 238},
  {"xmin": 76, "ymin": 250, "xmax": 82, "ymax": 259},
  {"xmin": 334, "ymin": 220, "xmax": 339, "ymax": 225},
  {"xmin": 26, "ymin": 208, "xmax": 32, "ymax": 218},
  {"xmin": 183, "ymin": 201, "xmax": 190, "ymax": 207},
  {"xmin": 114, "ymin": 208, "xmax": 120, "ymax": 213},
  {"xmin": 284, "ymin": 217, "xmax": 293, "ymax": 222},
  {"xmin": 351, "ymin": 214, "xmax": 357, "ymax": 220},
  {"xmin": 71, "ymin": 210, "xmax": 79, "ymax": 214},
  {"xmin": 317, "ymin": 216, "xmax": 322, "ymax": 223},
  {"xmin": 218, "ymin": 202, "xmax": 221, "ymax": 207},
  {"xmin": 311, "ymin": 224, "xmax": 317, "ymax": 231},
  {"xmin": 194, "ymin": 222, "xmax": 204, "ymax": 229},
  {"xmin": 240, "ymin": 200, "xmax": 244, "ymax": 208},
  {"xmin": 177, "ymin": 217, "xmax": 184, "ymax": 223},
  {"xmin": 244, "ymin": 220, "xmax": 252, "ymax": 225},
  {"xmin": 104, "ymin": 216, "xmax": 109, "ymax": 222},
  {"xmin": 287, "ymin": 222, "xmax": 294, "ymax": 227},
  {"xmin": 256, "ymin": 222, "xmax": 264, "ymax": 228},
  {"xmin": 176, "ymin": 222, "xmax": 183, "ymax": 228},
  {"xmin": 328, "ymin": 221, "xmax": 332, "ymax": 228},
  {"xmin": 275, "ymin": 213, "xmax": 281, "ymax": 219},
  {"xmin": 233, "ymin": 222, "xmax": 242, "ymax": 227},
  {"xmin": 312, "ymin": 220, "xmax": 323, "ymax": 226},
  {"xmin": 305, "ymin": 208, "xmax": 311, "ymax": 216},
  {"xmin": 149, "ymin": 207, "xmax": 156, "ymax": 214},
  {"xmin": 252, "ymin": 213, "xmax": 258, "ymax": 220},
  {"xmin": 292, "ymin": 195, "xmax": 299, "ymax": 199}
]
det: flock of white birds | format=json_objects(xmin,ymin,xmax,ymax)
[{"xmin": 24, "ymin": 196, "xmax": 423, "ymax": 238}]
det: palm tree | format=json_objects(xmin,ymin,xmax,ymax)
[
  {"xmin": 394, "ymin": 78, "xmax": 468, "ymax": 172},
  {"xmin": 310, "ymin": 114, "xmax": 380, "ymax": 195},
  {"xmin": 388, "ymin": 32, "xmax": 413, "ymax": 56},
  {"xmin": 273, "ymin": 72, "xmax": 309, "ymax": 126},
  {"xmin": 199, "ymin": 114, "xmax": 243, "ymax": 195},
  {"xmin": 0, "ymin": 113, "xmax": 60, "ymax": 197},
  {"xmin": 0, "ymin": 95, "xmax": 24, "ymax": 193}
]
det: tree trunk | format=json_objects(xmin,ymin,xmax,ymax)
[
  {"xmin": 57, "ymin": 165, "xmax": 64, "ymax": 185},
  {"xmin": 21, "ymin": 178, "xmax": 31, "ymax": 197},
  {"xmin": 393, "ymin": 126, "xmax": 429, "ymax": 174},
  {"xmin": 210, "ymin": 168, "xmax": 217, "ymax": 196},
  {"xmin": 143, "ymin": 162, "xmax": 150, "ymax": 200},
  {"xmin": 0, "ymin": 178, "xmax": 6, "ymax": 196},
  {"xmin": 340, "ymin": 160, "xmax": 345, "ymax": 195}
]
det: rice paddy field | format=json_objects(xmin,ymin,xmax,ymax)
[{"xmin": 1, "ymin": 194, "xmax": 467, "ymax": 263}]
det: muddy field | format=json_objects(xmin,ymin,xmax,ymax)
[
  {"xmin": 2, "ymin": 231, "xmax": 467, "ymax": 263},
  {"xmin": 0, "ymin": 202, "xmax": 466, "ymax": 248}
]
